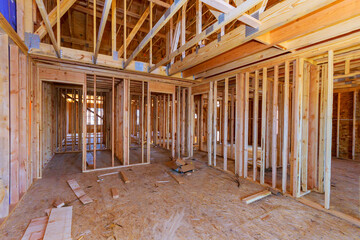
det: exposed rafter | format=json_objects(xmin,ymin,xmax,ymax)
[{"xmin": 35, "ymin": 0, "xmax": 61, "ymax": 58}]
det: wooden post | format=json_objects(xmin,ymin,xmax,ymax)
[
  {"xmin": 223, "ymin": 78, "xmax": 228, "ymax": 170},
  {"xmin": 141, "ymin": 82, "xmax": 144, "ymax": 163},
  {"xmin": 324, "ymin": 50, "xmax": 334, "ymax": 209},
  {"xmin": 213, "ymin": 81, "xmax": 218, "ymax": 166},
  {"xmin": 163, "ymin": 95, "xmax": 166, "ymax": 148},
  {"xmin": 237, "ymin": 73, "xmax": 245, "ymax": 176},
  {"xmin": 353, "ymin": 91, "xmax": 356, "ymax": 160},
  {"xmin": 282, "ymin": 62, "xmax": 290, "ymax": 193},
  {"xmin": 187, "ymin": 87, "xmax": 192, "ymax": 156},
  {"xmin": 252, "ymin": 70, "xmax": 259, "ymax": 181},
  {"xmin": 308, "ymin": 64, "xmax": 319, "ymax": 189},
  {"xmin": 167, "ymin": 94, "xmax": 170, "ymax": 150},
  {"xmin": 0, "ymin": 33, "xmax": 10, "ymax": 218},
  {"xmin": 155, "ymin": 96, "xmax": 158, "ymax": 145},
  {"xmin": 181, "ymin": 89, "xmax": 185, "ymax": 155},
  {"xmin": 318, "ymin": 64, "xmax": 327, "ymax": 193},
  {"xmin": 190, "ymin": 90, "xmax": 194, "ymax": 157},
  {"xmin": 336, "ymin": 93, "xmax": 340, "ymax": 158},
  {"xmin": 93, "ymin": 75, "xmax": 97, "ymax": 169},
  {"xmin": 82, "ymin": 78, "xmax": 87, "ymax": 171},
  {"xmin": 172, "ymin": 92, "xmax": 175, "ymax": 158},
  {"xmin": 177, "ymin": 87, "xmax": 181, "ymax": 158},
  {"xmin": 301, "ymin": 62, "xmax": 310, "ymax": 192},
  {"xmin": 123, "ymin": 79, "xmax": 129, "ymax": 165},
  {"xmin": 260, "ymin": 68, "xmax": 267, "ymax": 184},
  {"xmin": 147, "ymin": 82, "xmax": 151, "ymax": 163},
  {"xmin": 111, "ymin": 77, "xmax": 114, "ymax": 166},
  {"xmin": 230, "ymin": 88, "xmax": 234, "ymax": 160},
  {"xmin": 271, "ymin": 66, "xmax": 279, "ymax": 188},
  {"xmin": 244, "ymin": 73, "xmax": 249, "ymax": 178},
  {"xmin": 208, "ymin": 82, "xmax": 213, "ymax": 165}
]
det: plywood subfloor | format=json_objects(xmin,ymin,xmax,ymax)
[{"xmin": 0, "ymin": 149, "xmax": 359, "ymax": 239}]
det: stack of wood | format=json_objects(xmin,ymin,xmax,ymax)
[{"xmin": 165, "ymin": 158, "xmax": 195, "ymax": 173}]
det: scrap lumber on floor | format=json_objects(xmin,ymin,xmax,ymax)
[
  {"xmin": 111, "ymin": 188, "xmax": 119, "ymax": 199},
  {"xmin": 67, "ymin": 179, "xmax": 93, "ymax": 205},
  {"xmin": 21, "ymin": 216, "xmax": 48, "ymax": 240},
  {"xmin": 120, "ymin": 171, "xmax": 130, "ymax": 183},
  {"xmin": 168, "ymin": 172, "xmax": 184, "ymax": 184},
  {"xmin": 43, "ymin": 207, "xmax": 72, "ymax": 240},
  {"xmin": 242, "ymin": 190, "xmax": 272, "ymax": 204}
]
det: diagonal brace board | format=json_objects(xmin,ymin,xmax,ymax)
[
  {"xmin": 35, "ymin": 0, "xmax": 61, "ymax": 58},
  {"xmin": 149, "ymin": 0, "xmax": 262, "ymax": 73},
  {"xmin": 94, "ymin": 0, "xmax": 113, "ymax": 63},
  {"xmin": 124, "ymin": 0, "xmax": 189, "ymax": 69}
]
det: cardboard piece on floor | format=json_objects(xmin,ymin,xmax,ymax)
[
  {"xmin": 242, "ymin": 190, "xmax": 272, "ymax": 204},
  {"xmin": 43, "ymin": 206, "xmax": 72, "ymax": 240},
  {"xmin": 168, "ymin": 172, "xmax": 184, "ymax": 184},
  {"xmin": 111, "ymin": 188, "xmax": 119, "ymax": 199},
  {"xmin": 120, "ymin": 171, "xmax": 130, "ymax": 183},
  {"xmin": 67, "ymin": 179, "xmax": 93, "ymax": 205},
  {"xmin": 21, "ymin": 216, "xmax": 48, "ymax": 240}
]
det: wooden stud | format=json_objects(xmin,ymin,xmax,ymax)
[
  {"xmin": 282, "ymin": 62, "xmax": 290, "ymax": 193},
  {"xmin": 252, "ymin": 70, "xmax": 259, "ymax": 181},
  {"xmin": 208, "ymin": 82, "xmax": 214, "ymax": 165},
  {"xmin": 244, "ymin": 73, "xmax": 249, "ymax": 178},
  {"xmin": 213, "ymin": 81, "xmax": 218, "ymax": 166},
  {"xmin": 177, "ymin": 87, "xmax": 181, "ymax": 158},
  {"xmin": 260, "ymin": 68, "xmax": 267, "ymax": 184},
  {"xmin": 147, "ymin": 82, "xmax": 151, "ymax": 163},
  {"xmin": 353, "ymin": 91, "xmax": 356, "ymax": 160},
  {"xmin": 336, "ymin": 93, "xmax": 340, "ymax": 158},
  {"xmin": 223, "ymin": 78, "xmax": 228, "ymax": 170}
]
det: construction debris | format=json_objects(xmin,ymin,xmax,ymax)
[
  {"xmin": 165, "ymin": 158, "xmax": 196, "ymax": 173},
  {"xmin": 168, "ymin": 172, "xmax": 184, "ymax": 184},
  {"xmin": 120, "ymin": 171, "xmax": 130, "ymax": 183},
  {"xmin": 111, "ymin": 188, "xmax": 119, "ymax": 199},
  {"xmin": 21, "ymin": 216, "xmax": 48, "ymax": 240},
  {"xmin": 242, "ymin": 190, "xmax": 272, "ymax": 204},
  {"xmin": 43, "ymin": 206, "xmax": 72, "ymax": 240},
  {"xmin": 53, "ymin": 198, "xmax": 65, "ymax": 208},
  {"xmin": 67, "ymin": 179, "xmax": 93, "ymax": 205}
]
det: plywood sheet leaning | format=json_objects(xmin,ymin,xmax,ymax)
[
  {"xmin": 242, "ymin": 190, "xmax": 272, "ymax": 204},
  {"xmin": 67, "ymin": 179, "xmax": 93, "ymax": 205},
  {"xmin": 43, "ymin": 206, "xmax": 72, "ymax": 240},
  {"xmin": 21, "ymin": 216, "xmax": 48, "ymax": 240}
]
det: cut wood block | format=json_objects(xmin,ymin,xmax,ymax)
[
  {"xmin": 53, "ymin": 199, "xmax": 64, "ymax": 208},
  {"xmin": 242, "ymin": 190, "xmax": 272, "ymax": 204},
  {"xmin": 168, "ymin": 172, "xmax": 184, "ymax": 184},
  {"xmin": 180, "ymin": 163, "xmax": 195, "ymax": 173},
  {"xmin": 111, "ymin": 188, "xmax": 119, "ymax": 199},
  {"xmin": 67, "ymin": 179, "xmax": 93, "ymax": 205},
  {"xmin": 120, "ymin": 171, "xmax": 130, "ymax": 183},
  {"xmin": 43, "ymin": 206, "xmax": 72, "ymax": 240},
  {"xmin": 21, "ymin": 216, "xmax": 48, "ymax": 240}
]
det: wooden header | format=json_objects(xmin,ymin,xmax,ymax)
[
  {"xmin": 192, "ymin": 82, "xmax": 210, "ymax": 95},
  {"xmin": 148, "ymin": 81, "xmax": 175, "ymax": 94},
  {"xmin": 38, "ymin": 67, "xmax": 86, "ymax": 85}
]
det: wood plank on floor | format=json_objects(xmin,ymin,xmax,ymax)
[
  {"xmin": 21, "ymin": 216, "xmax": 48, "ymax": 240},
  {"xmin": 43, "ymin": 206, "xmax": 72, "ymax": 240}
]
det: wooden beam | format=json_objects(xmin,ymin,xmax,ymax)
[
  {"xmin": 57, "ymin": 0, "xmax": 60, "ymax": 49},
  {"xmin": 149, "ymin": 0, "xmax": 262, "ymax": 72},
  {"xmin": 201, "ymin": 0, "xmax": 261, "ymax": 28},
  {"xmin": 124, "ymin": 0, "xmax": 189, "ymax": 68},
  {"xmin": 169, "ymin": 0, "xmax": 346, "ymax": 76},
  {"xmin": 35, "ymin": 0, "xmax": 61, "ymax": 57},
  {"xmin": 93, "ymin": 0, "xmax": 113, "ymax": 63},
  {"xmin": 0, "ymin": 13, "xmax": 28, "ymax": 54},
  {"xmin": 118, "ymin": 6, "xmax": 150, "ymax": 57},
  {"xmin": 34, "ymin": 0, "xmax": 77, "ymax": 39},
  {"xmin": 149, "ymin": 0, "xmax": 170, "ymax": 8},
  {"xmin": 93, "ymin": 0, "xmax": 97, "ymax": 52}
]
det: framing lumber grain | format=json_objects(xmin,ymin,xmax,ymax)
[
  {"xmin": 149, "ymin": 0, "xmax": 262, "ymax": 72},
  {"xmin": 93, "ymin": 0, "xmax": 113, "ymax": 63},
  {"xmin": 208, "ymin": 82, "xmax": 214, "ymax": 166},
  {"xmin": 120, "ymin": 171, "xmax": 130, "ymax": 183},
  {"xmin": 0, "ymin": 13, "xmax": 28, "ymax": 54},
  {"xmin": 260, "ymin": 68, "xmax": 267, "ymax": 184},
  {"xmin": 223, "ymin": 79, "xmax": 228, "ymax": 170},
  {"xmin": 244, "ymin": 73, "xmax": 249, "ymax": 178},
  {"xmin": 213, "ymin": 81, "xmax": 218, "ymax": 166},
  {"xmin": 0, "ymin": 34, "xmax": 9, "ymax": 218},
  {"xmin": 168, "ymin": 172, "xmax": 184, "ymax": 184},
  {"xmin": 149, "ymin": 0, "xmax": 170, "ymax": 8},
  {"xmin": 35, "ymin": 0, "xmax": 61, "ymax": 58},
  {"xmin": 111, "ymin": 0, "xmax": 116, "ymax": 55},
  {"xmin": 271, "ymin": 65, "xmax": 278, "ymax": 188},
  {"xmin": 34, "ymin": 0, "xmax": 77, "ymax": 39},
  {"xmin": 242, "ymin": 190, "xmax": 272, "ymax": 204},
  {"xmin": 147, "ymin": 82, "xmax": 151, "ymax": 163},
  {"xmin": 282, "ymin": 61, "xmax": 289, "ymax": 193},
  {"xmin": 353, "ymin": 91, "xmax": 356, "ymax": 160},
  {"xmin": 118, "ymin": 6, "xmax": 150, "ymax": 57},
  {"xmin": 252, "ymin": 70, "xmax": 259, "ymax": 181},
  {"xmin": 124, "ymin": 0, "xmax": 188, "ymax": 68}
]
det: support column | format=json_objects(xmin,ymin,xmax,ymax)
[
  {"xmin": 223, "ymin": 79, "xmax": 228, "ymax": 170},
  {"xmin": 208, "ymin": 82, "xmax": 213, "ymax": 165}
]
